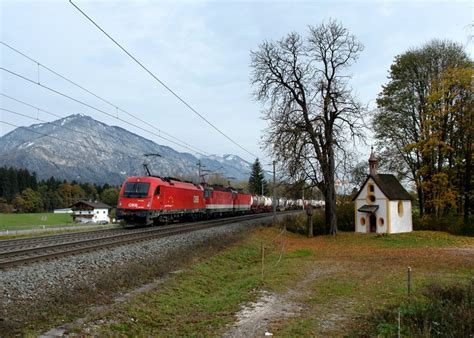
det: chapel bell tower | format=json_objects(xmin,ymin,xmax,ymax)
[{"xmin": 369, "ymin": 147, "xmax": 377, "ymax": 176}]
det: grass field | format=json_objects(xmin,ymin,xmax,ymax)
[
  {"xmin": 78, "ymin": 229, "xmax": 473, "ymax": 336},
  {"xmin": 0, "ymin": 212, "xmax": 73, "ymax": 230},
  {"xmin": 4, "ymin": 225, "xmax": 473, "ymax": 336}
]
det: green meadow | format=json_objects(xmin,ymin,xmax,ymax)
[{"xmin": 0, "ymin": 212, "xmax": 73, "ymax": 231}]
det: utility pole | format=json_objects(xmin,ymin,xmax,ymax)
[
  {"xmin": 197, "ymin": 160, "xmax": 202, "ymax": 183},
  {"xmin": 225, "ymin": 176, "xmax": 236, "ymax": 188},
  {"xmin": 272, "ymin": 160, "xmax": 276, "ymax": 224},
  {"xmin": 197, "ymin": 160, "xmax": 211, "ymax": 184}
]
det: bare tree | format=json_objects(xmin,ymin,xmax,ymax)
[{"xmin": 250, "ymin": 20, "xmax": 364, "ymax": 234}]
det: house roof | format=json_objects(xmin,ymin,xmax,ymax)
[
  {"xmin": 70, "ymin": 200, "xmax": 111, "ymax": 209},
  {"xmin": 352, "ymin": 174, "xmax": 412, "ymax": 201}
]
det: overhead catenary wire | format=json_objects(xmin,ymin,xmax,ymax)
[
  {"xmin": 0, "ymin": 120, "xmax": 78, "ymax": 146},
  {"xmin": 0, "ymin": 41, "xmax": 210, "ymax": 156},
  {"xmin": 1, "ymin": 93, "xmax": 64, "ymax": 119},
  {"xmin": 1, "ymin": 94, "xmax": 118, "ymax": 155},
  {"xmin": 0, "ymin": 115, "xmax": 220, "ymax": 182},
  {"xmin": 69, "ymin": 0, "xmax": 259, "ymax": 160},
  {"xmin": 0, "ymin": 107, "xmax": 91, "ymax": 138},
  {"xmin": 0, "ymin": 66, "xmax": 209, "ymax": 156}
]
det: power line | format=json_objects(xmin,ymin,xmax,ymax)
[
  {"xmin": 1, "ymin": 93, "xmax": 63, "ymax": 119},
  {"xmin": 0, "ymin": 120, "xmax": 77, "ymax": 146},
  {"xmin": 0, "ymin": 115, "xmax": 220, "ymax": 183},
  {"xmin": 69, "ymin": 0, "xmax": 258, "ymax": 160},
  {"xmin": 1, "ymin": 41, "xmax": 209, "ymax": 156},
  {"xmin": 1, "ymin": 93, "xmax": 155, "ymax": 150},
  {"xmin": 0, "ymin": 115, "xmax": 142, "ymax": 161},
  {"xmin": 1, "ymin": 106, "xmax": 90, "ymax": 138},
  {"xmin": 0, "ymin": 66, "xmax": 209, "ymax": 156},
  {"xmin": 1, "ymin": 107, "xmax": 128, "ymax": 157},
  {"xmin": 1, "ymin": 97, "xmax": 223, "ymax": 180}
]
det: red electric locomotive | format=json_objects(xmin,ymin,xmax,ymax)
[
  {"xmin": 204, "ymin": 185, "xmax": 252, "ymax": 217},
  {"xmin": 204, "ymin": 185, "xmax": 234, "ymax": 216},
  {"xmin": 233, "ymin": 191, "xmax": 252, "ymax": 214},
  {"xmin": 117, "ymin": 176, "xmax": 205, "ymax": 225}
]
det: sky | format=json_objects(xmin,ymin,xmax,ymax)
[{"xmin": 0, "ymin": 0, "xmax": 472, "ymax": 171}]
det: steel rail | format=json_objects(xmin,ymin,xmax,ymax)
[
  {"xmin": 0, "ymin": 212, "xmax": 297, "ymax": 269},
  {"xmin": 0, "ymin": 228, "xmax": 126, "ymax": 251}
]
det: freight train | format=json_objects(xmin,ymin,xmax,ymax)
[{"xmin": 116, "ymin": 175, "xmax": 323, "ymax": 226}]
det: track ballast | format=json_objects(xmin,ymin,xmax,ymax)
[{"xmin": 0, "ymin": 212, "xmax": 296, "ymax": 269}]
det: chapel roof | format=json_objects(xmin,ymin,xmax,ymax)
[{"xmin": 352, "ymin": 174, "xmax": 412, "ymax": 201}]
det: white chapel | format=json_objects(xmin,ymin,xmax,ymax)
[{"xmin": 353, "ymin": 150, "xmax": 413, "ymax": 234}]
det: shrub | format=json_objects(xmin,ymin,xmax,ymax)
[
  {"xmin": 336, "ymin": 199, "xmax": 355, "ymax": 232},
  {"xmin": 0, "ymin": 201, "xmax": 14, "ymax": 213},
  {"xmin": 413, "ymin": 213, "xmax": 473, "ymax": 236},
  {"xmin": 281, "ymin": 214, "xmax": 309, "ymax": 235},
  {"xmin": 282, "ymin": 198, "xmax": 355, "ymax": 235},
  {"xmin": 354, "ymin": 280, "xmax": 474, "ymax": 337},
  {"xmin": 282, "ymin": 208, "xmax": 343, "ymax": 236}
]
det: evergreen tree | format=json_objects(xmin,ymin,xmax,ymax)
[
  {"xmin": 0, "ymin": 166, "xmax": 38, "ymax": 202},
  {"xmin": 8, "ymin": 168, "xmax": 19, "ymax": 201},
  {"xmin": 248, "ymin": 159, "xmax": 268, "ymax": 195}
]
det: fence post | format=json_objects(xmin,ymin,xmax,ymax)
[
  {"xmin": 397, "ymin": 310, "xmax": 401, "ymax": 338},
  {"xmin": 261, "ymin": 242, "xmax": 265, "ymax": 282},
  {"xmin": 306, "ymin": 205, "xmax": 313, "ymax": 238},
  {"xmin": 407, "ymin": 266, "xmax": 412, "ymax": 300}
]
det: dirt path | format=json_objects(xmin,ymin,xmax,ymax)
[
  {"xmin": 224, "ymin": 266, "xmax": 343, "ymax": 337},
  {"xmin": 223, "ymin": 291, "xmax": 300, "ymax": 337}
]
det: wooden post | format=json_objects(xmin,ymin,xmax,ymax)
[
  {"xmin": 306, "ymin": 205, "xmax": 313, "ymax": 238},
  {"xmin": 261, "ymin": 242, "xmax": 265, "ymax": 282},
  {"xmin": 407, "ymin": 266, "xmax": 412, "ymax": 300},
  {"xmin": 307, "ymin": 214, "xmax": 313, "ymax": 238}
]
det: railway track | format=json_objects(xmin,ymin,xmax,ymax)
[{"xmin": 0, "ymin": 212, "xmax": 296, "ymax": 269}]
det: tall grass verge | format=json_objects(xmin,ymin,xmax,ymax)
[{"xmin": 353, "ymin": 280, "xmax": 473, "ymax": 336}]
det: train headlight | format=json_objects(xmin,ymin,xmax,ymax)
[
  {"xmin": 118, "ymin": 201, "xmax": 122, "ymax": 207},
  {"xmin": 147, "ymin": 201, "xmax": 151, "ymax": 208}
]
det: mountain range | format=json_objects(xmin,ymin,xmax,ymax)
[{"xmin": 0, "ymin": 114, "xmax": 253, "ymax": 185}]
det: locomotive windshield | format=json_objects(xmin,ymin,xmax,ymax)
[{"xmin": 123, "ymin": 182, "xmax": 150, "ymax": 198}]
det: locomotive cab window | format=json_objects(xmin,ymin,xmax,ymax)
[
  {"xmin": 154, "ymin": 186, "xmax": 161, "ymax": 196},
  {"xmin": 123, "ymin": 182, "xmax": 151, "ymax": 198},
  {"xmin": 204, "ymin": 188, "xmax": 211, "ymax": 199}
]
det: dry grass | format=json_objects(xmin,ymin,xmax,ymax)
[{"xmin": 267, "ymin": 230, "xmax": 474, "ymax": 335}]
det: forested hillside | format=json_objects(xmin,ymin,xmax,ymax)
[{"xmin": 0, "ymin": 166, "xmax": 119, "ymax": 212}]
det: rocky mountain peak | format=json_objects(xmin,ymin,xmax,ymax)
[{"xmin": 0, "ymin": 114, "xmax": 253, "ymax": 185}]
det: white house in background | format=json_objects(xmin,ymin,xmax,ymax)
[
  {"xmin": 352, "ymin": 150, "xmax": 413, "ymax": 234},
  {"xmin": 70, "ymin": 200, "xmax": 111, "ymax": 224}
]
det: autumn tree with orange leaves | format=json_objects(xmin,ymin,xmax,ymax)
[{"xmin": 374, "ymin": 40, "xmax": 472, "ymax": 223}]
